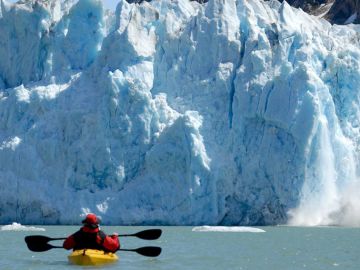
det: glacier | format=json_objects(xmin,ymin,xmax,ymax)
[{"xmin": 0, "ymin": 0, "xmax": 360, "ymax": 226}]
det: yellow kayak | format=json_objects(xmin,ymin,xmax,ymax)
[{"xmin": 68, "ymin": 249, "xmax": 118, "ymax": 266}]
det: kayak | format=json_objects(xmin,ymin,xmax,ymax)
[{"xmin": 68, "ymin": 249, "xmax": 118, "ymax": 266}]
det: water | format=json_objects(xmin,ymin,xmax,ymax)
[{"xmin": 1, "ymin": 226, "xmax": 359, "ymax": 270}]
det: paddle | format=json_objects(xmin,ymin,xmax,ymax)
[
  {"xmin": 24, "ymin": 229, "xmax": 162, "ymax": 246},
  {"xmin": 119, "ymin": 246, "xmax": 162, "ymax": 257},
  {"xmin": 25, "ymin": 240, "xmax": 64, "ymax": 252},
  {"xmin": 117, "ymin": 229, "xmax": 162, "ymax": 240},
  {"xmin": 24, "ymin": 237, "xmax": 161, "ymax": 257},
  {"xmin": 25, "ymin": 229, "xmax": 162, "ymax": 257}
]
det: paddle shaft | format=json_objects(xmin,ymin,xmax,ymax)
[
  {"xmin": 26, "ymin": 234, "xmax": 149, "ymax": 241},
  {"xmin": 28, "ymin": 244, "xmax": 161, "ymax": 257},
  {"xmin": 29, "ymin": 245, "xmax": 161, "ymax": 256},
  {"xmin": 27, "ymin": 229, "xmax": 162, "ymax": 242}
]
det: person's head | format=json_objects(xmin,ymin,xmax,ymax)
[{"xmin": 82, "ymin": 213, "xmax": 100, "ymax": 229}]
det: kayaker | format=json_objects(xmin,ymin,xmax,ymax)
[{"xmin": 63, "ymin": 213, "xmax": 120, "ymax": 252}]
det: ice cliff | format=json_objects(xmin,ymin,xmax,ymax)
[{"xmin": 1, "ymin": 0, "xmax": 360, "ymax": 226}]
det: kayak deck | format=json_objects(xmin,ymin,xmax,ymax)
[{"xmin": 68, "ymin": 249, "xmax": 118, "ymax": 266}]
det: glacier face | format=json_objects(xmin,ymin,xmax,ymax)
[{"xmin": 0, "ymin": 0, "xmax": 360, "ymax": 226}]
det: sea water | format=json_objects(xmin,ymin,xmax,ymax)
[{"xmin": 0, "ymin": 225, "xmax": 359, "ymax": 270}]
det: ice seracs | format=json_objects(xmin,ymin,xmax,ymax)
[{"xmin": 0, "ymin": 0, "xmax": 360, "ymax": 226}]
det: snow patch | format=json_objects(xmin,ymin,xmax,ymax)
[{"xmin": 0, "ymin": 136, "xmax": 22, "ymax": 150}]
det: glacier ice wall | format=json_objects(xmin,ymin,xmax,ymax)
[{"xmin": 0, "ymin": 0, "xmax": 360, "ymax": 226}]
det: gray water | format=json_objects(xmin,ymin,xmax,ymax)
[{"xmin": 0, "ymin": 226, "xmax": 359, "ymax": 270}]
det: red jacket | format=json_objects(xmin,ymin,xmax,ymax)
[{"xmin": 63, "ymin": 226, "xmax": 120, "ymax": 252}]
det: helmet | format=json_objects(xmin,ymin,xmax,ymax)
[{"xmin": 82, "ymin": 213, "xmax": 100, "ymax": 228}]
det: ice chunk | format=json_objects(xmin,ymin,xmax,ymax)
[
  {"xmin": 1, "ymin": 222, "xmax": 45, "ymax": 231},
  {"xmin": 192, "ymin": 226, "xmax": 265, "ymax": 233}
]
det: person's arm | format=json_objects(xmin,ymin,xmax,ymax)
[
  {"xmin": 63, "ymin": 234, "xmax": 76, "ymax": 250},
  {"xmin": 102, "ymin": 233, "xmax": 120, "ymax": 252}
]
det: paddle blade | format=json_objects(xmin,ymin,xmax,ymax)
[
  {"xmin": 25, "ymin": 237, "xmax": 54, "ymax": 252},
  {"xmin": 25, "ymin": 235, "xmax": 52, "ymax": 245},
  {"xmin": 135, "ymin": 246, "xmax": 162, "ymax": 257},
  {"xmin": 28, "ymin": 242, "xmax": 56, "ymax": 252},
  {"xmin": 25, "ymin": 236, "xmax": 63, "ymax": 252},
  {"xmin": 133, "ymin": 229, "xmax": 162, "ymax": 240}
]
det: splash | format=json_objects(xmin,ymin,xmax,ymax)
[{"xmin": 289, "ymin": 101, "xmax": 360, "ymax": 226}]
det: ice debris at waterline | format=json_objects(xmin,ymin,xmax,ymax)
[
  {"xmin": 1, "ymin": 222, "xmax": 45, "ymax": 231},
  {"xmin": 1, "ymin": 0, "xmax": 360, "ymax": 227},
  {"xmin": 192, "ymin": 226, "xmax": 266, "ymax": 233}
]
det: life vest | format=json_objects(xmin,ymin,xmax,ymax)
[{"xmin": 72, "ymin": 228, "xmax": 107, "ymax": 251}]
